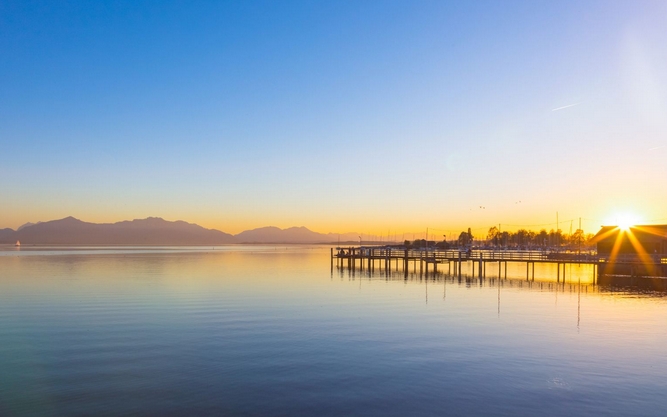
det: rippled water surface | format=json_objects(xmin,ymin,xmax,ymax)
[{"xmin": 1, "ymin": 246, "xmax": 666, "ymax": 416}]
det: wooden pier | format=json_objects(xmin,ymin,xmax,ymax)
[{"xmin": 330, "ymin": 246, "xmax": 667, "ymax": 280}]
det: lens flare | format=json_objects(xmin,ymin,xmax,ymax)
[{"xmin": 607, "ymin": 212, "xmax": 641, "ymax": 230}]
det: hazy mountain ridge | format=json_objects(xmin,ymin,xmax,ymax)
[
  {"xmin": 0, "ymin": 217, "xmax": 372, "ymax": 244},
  {"xmin": 235, "ymin": 226, "xmax": 362, "ymax": 243},
  {"xmin": 17, "ymin": 222, "xmax": 40, "ymax": 231},
  {"xmin": 0, "ymin": 228, "xmax": 14, "ymax": 241},
  {"xmin": 1, "ymin": 217, "xmax": 236, "ymax": 245}
]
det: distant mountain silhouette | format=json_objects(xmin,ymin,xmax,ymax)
[
  {"xmin": 0, "ymin": 217, "xmax": 236, "ymax": 245},
  {"xmin": 236, "ymin": 226, "xmax": 331, "ymax": 243},
  {"xmin": 0, "ymin": 217, "xmax": 381, "ymax": 245},
  {"xmin": 17, "ymin": 221, "xmax": 40, "ymax": 231},
  {"xmin": 0, "ymin": 228, "xmax": 14, "ymax": 241}
]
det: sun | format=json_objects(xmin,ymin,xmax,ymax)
[
  {"xmin": 607, "ymin": 212, "xmax": 642, "ymax": 231},
  {"xmin": 617, "ymin": 217, "xmax": 633, "ymax": 231}
]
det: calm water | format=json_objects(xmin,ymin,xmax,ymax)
[{"xmin": 1, "ymin": 246, "xmax": 666, "ymax": 416}]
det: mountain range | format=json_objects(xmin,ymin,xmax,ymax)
[{"xmin": 0, "ymin": 217, "xmax": 372, "ymax": 245}]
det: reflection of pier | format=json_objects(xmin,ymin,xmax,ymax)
[
  {"xmin": 333, "ymin": 259, "xmax": 667, "ymax": 331},
  {"xmin": 331, "ymin": 247, "xmax": 667, "ymax": 280},
  {"xmin": 334, "ymin": 265, "xmax": 593, "ymax": 292}
]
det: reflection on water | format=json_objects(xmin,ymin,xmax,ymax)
[
  {"xmin": 334, "ymin": 252, "xmax": 667, "ymax": 296},
  {"xmin": 1, "ymin": 246, "xmax": 666, "ymax": 416}
]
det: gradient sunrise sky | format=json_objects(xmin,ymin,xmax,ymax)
[{"xmin": 1, "ymin": 1, "xmax": 666, "ymax": 235}]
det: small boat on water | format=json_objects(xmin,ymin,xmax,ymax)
[{"xmin": 15, "ymin": 240, "xmax": 20, "ymax": 247}]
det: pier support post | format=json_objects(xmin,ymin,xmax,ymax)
[
  {"xmin": 458, "ymin": 251, "xmax": 462, "ymax": 279},
  {"xmin": 479, "ymin": 252, "xmax": 483, "ymax": 278}
]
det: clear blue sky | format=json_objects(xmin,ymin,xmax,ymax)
[{"xmin": 1, "ymin": 1, "xmax": 666, "ymax": 234}]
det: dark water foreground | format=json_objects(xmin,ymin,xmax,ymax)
[{"xmin": 1, "ymin": 246, "xmax": 666, "ymax": 417}]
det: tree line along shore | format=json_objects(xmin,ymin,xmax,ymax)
[{"xmin": 402, "ymin": 227, "xmax": 594, "ymax": 250}]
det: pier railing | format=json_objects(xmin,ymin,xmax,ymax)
[{"xmin": 333, "ymin": 247, "xmax": 667, "ymax": 265}]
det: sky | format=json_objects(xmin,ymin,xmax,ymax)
[{"xmin": 1, "ymin": 0, "xmax": 667, "ymax": 236}]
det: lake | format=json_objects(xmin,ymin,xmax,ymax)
[{"xmin": 1, "ymin": 245, "xmax": 666, "ymax": 416}]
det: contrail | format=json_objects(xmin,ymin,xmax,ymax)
[
  {"xmin": 648, "ymin": 145, "xmax": 666, "ymax": 151},
  {"xmin": 552, "ymin": 102, "xmax": 579, "ymax": 111}
]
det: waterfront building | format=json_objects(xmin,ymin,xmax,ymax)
[{"xmin": 594, "ymin": 225, "xmax": 667, "ymax": 256}]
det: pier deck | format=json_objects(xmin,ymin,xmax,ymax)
[{"xmin": 330, "ymin": 247, "xmax": 667, "ymax": 279}]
